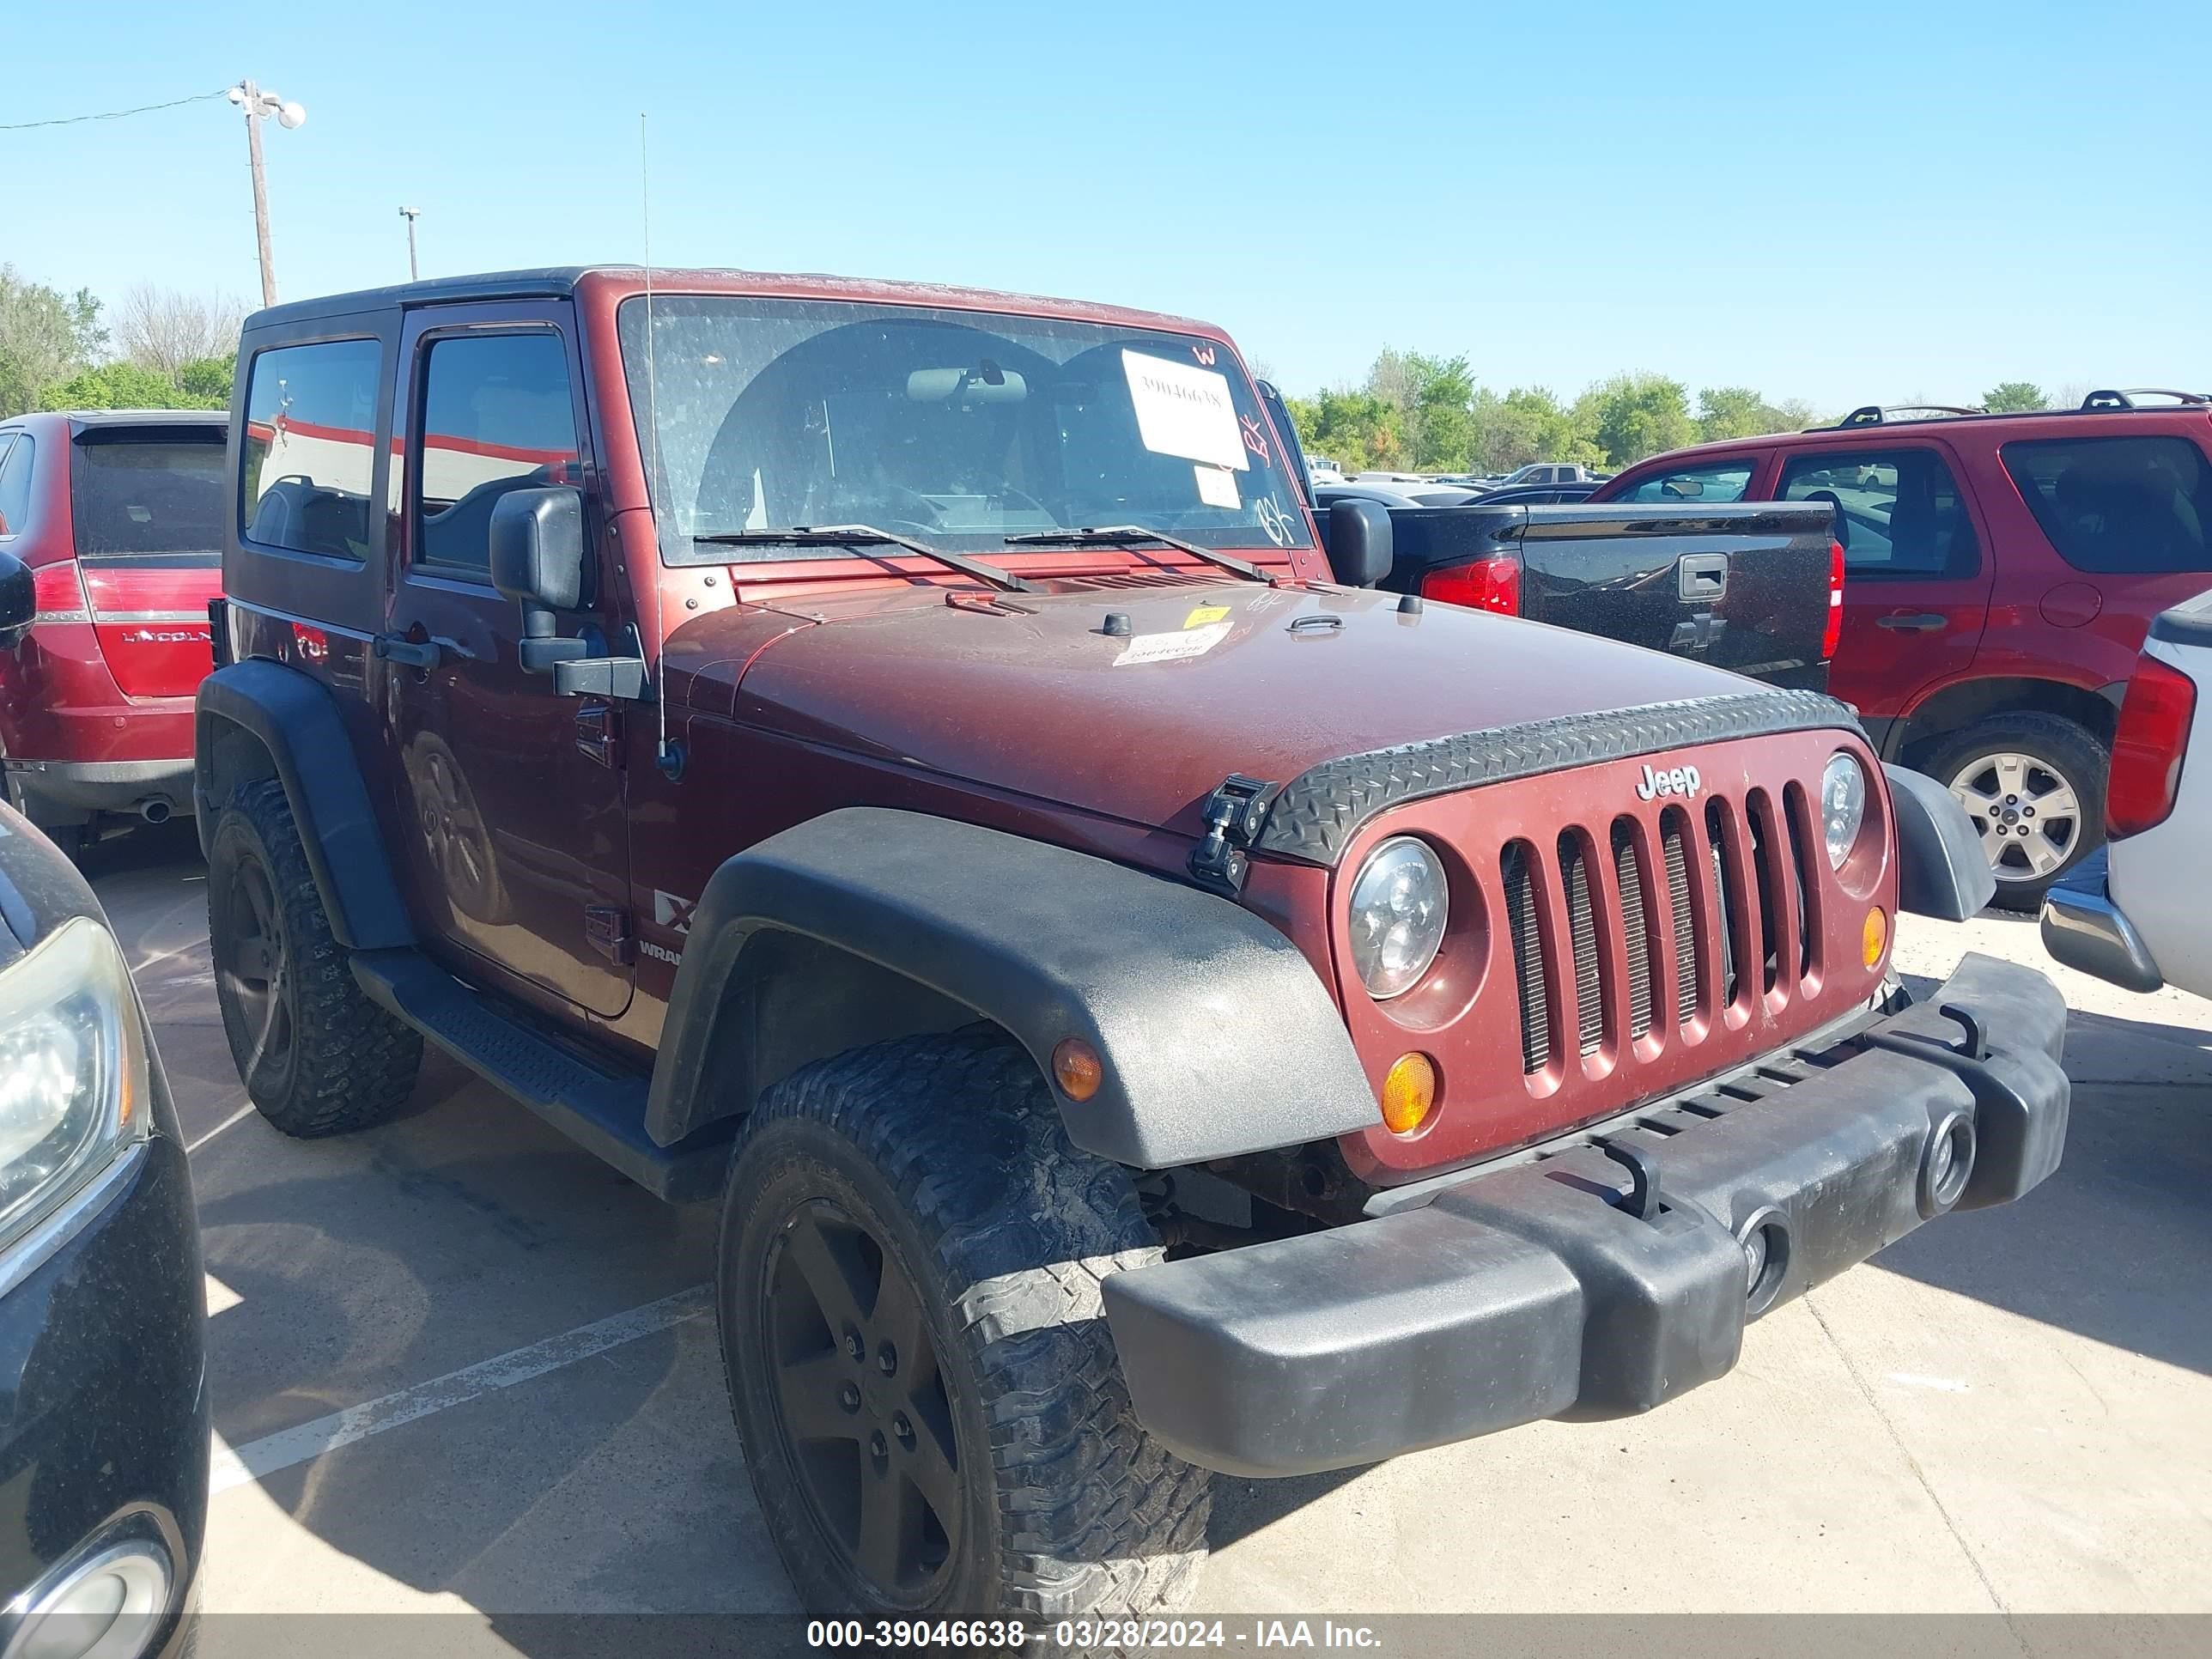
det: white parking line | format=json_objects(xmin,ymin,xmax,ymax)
[
  {"xmin": 1887, "ymin": 1371, "xmax": 1972, "ymax": 1393},
  {"xmin": 210, "ymin": 1284, "xmax": 712, "ymax": 1495},
  {"xmin": 186, "ymin": 1103, "xmax": 258, "ymax": 1154}
]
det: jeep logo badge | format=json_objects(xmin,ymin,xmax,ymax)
[{"xmin": 1636, "ymin": 762, "xmax": 1702, "ymax": 801}]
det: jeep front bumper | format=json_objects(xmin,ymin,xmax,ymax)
[{"xmin": 1102, "ymin": 952, "xmax": 2069, "ymax": 1478}]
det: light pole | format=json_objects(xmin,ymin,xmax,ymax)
[
  {"xmin": 399, "ymin": 206, "xmax": 422, "ymax": 281},
  {"xmin": 225, "ymin": 81, "xmax": 306, "ymax": 308}
]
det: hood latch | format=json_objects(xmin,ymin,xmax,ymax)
[{"xmin": 1188, "ymin": 774, "xmax": 1274, "ymax": 896}]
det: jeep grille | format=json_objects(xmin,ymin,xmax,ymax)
[{"xmin": 1504, "ymin": 788, "xmax": 1820, "ymax": 1075}]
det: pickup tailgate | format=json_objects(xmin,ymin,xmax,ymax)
[{"xmin": 1383, "ymin": 501, "xmax": 1837, "ymax": 688}]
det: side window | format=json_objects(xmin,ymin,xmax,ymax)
[
  {"xmin": 1618, "ymin": 459, "xmax": 1753, "ymax": 503},
  {"xmin": 241, "ymin": 339, "xmax": 384, "ymax": 559},
  {"xmin": 1781, "ymin": 447, "xmax": 1978, "ymax": 578},
  {"xmin": 0, "ymin": 436, "xmax": 30, "ymax": 536},
  {"xmin": 412, "ymin": 332, "xmax": 580, "ymax": 579},
  {"xmin": 2001, "ymin": 436, "xmax": 2211, "ymax": 574}
]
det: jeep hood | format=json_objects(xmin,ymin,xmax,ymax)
[{"xmin": 708, "ymin": 581, "xmax": 1771, "ymax": 844}]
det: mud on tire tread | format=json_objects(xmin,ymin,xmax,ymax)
[
  {"xmin": 722, "ymin": 1030, "xmax": 1211, "ymax": 1621},
  {"xmin": 210, "ymin": 778, "xmax": 422, "ymax": 1137}
]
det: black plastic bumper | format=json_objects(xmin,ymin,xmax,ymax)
[
  {"xmin": 1103, "ymin": 952, "xmax": 2069, "ymax": 1477},
  {"xmin": 2040, "ymin": 858, "xmax": 2164, "ymax": 994},
  {"xmin": 3, "ymin": 758, "xmax": 196, "ymax": 823}
]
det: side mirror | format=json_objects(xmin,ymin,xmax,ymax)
[
  {"xmin": 0, "ymin": 552, "xmax": 33, "ymax": 651},
  {"xmin": 489, "ymin": 486, "xmax": 589, "ymax": 674},
  {"xmin": 1326, "ymin": 499, "xmax": 1394, "ymax": 587}
]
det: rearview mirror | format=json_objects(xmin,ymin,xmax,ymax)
[
  {"xmin": 489, "ymin": 486, "xmax": 589, "ymax": 674},
  {"xmin": 907, "ymin": 366, "xmax": 1027, "ymax": 404},
  {"xmin": 1661, "ymin": 478, "xmax": 1705, "ymax": 500},
  {"xmin": 0, "ymin": 551, "xmax": 33, "ymax": 650},
  {"xmin": 1326, "ymin": 500, "xmax": 1393, "ymax": 587}
]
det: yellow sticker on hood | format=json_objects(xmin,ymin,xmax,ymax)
[{"xmin": 1183, "ymin": 605, "xmax": 1232, "ymax": 629}]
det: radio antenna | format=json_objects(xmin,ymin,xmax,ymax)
[{"xmin": 640, "ymin": 111, "xmax": 674, "ymax": 775}]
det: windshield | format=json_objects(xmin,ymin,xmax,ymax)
[{"xmin": 617, "ymin": 295, "xmax": 1310, "ymax": 565}]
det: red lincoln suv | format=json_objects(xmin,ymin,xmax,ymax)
[
  {"xmin": 0, "ymin": 410, "xmax": 225, "ymax": 854},
  {"xmin": 1594, "ymin": 391, "xmax": 2212, "ymax": 907}
]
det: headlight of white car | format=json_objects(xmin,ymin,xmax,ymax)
[
  {"xmin": 1347, "ymin": 836, "xmax": 1449, "ymax": 1000},
  {"xmin": 0, "ymin": 917, "xmax": 149, "ymax": 1253},
  {"xmin": 1820, "ymin": 751, "xmax": 1869, "ymax": 870}
]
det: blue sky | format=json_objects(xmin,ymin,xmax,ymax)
[{"xmin": 4, "ymin": 0, "xmax": 2206, "ymax": 410}]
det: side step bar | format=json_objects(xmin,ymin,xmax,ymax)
[{"xmin": 350, "ymin": 949, "xmax": 732, "ymax": 1202}]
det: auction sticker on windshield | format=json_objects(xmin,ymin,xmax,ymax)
[
  {"xmin": 1123, "ymin": 350, "xmax": 1247, "ymax": 471},
  {"xmin": 1194, "ymin": 465, "xmax": 1241, "ymax": 508}
]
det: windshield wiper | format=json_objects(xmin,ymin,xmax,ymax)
[
  {"xmin": 692, "ymin": 524, "xmax": 1038, "ymax": 593},
  {"xmin": 1002, "ymin": 525, "xmax": 1278, "ymax": 586}
]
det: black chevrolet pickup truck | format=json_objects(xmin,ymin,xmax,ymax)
[
  {"xmin": 1366, "ymin": 496, "xmax": 1841, "ymax": 691},
  {"xmin": 1257, "ymin": 386, "xmax": 1839, "ymax": 689}
]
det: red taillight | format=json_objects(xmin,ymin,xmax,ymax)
[
  {"xmin": 2106, "ymin": 655, "xmax": 2196, "ymax": 838},
  {"xmin": 1422, "ymin": 554, "xmax": 1522, "ymax": 615},
  {"xmin": 1821, "ymin": 538, "xmax": 1845, "ymax": 659},
  {"xmin": 30, "ymin": 561, "xmax": 89, "ymax": 623}
]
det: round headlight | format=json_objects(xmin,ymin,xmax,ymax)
[
  {"xmin": 1820, "ymin": 751, "xmax": 1869, "ymax": 870},
  {"xmin": 1347, "ymin": 836, "xmax": 1448, "ymax": 1000}
]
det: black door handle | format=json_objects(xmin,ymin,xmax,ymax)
[
  {"xmin": 1875, "ymin": 611, "xmax": 1947, "ymax": 633},
  {"xmin": 374, "ymin": 633, "xmax": 443, "ymax": 667}
]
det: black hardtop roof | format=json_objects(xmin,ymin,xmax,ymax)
[
  {"xmin": 240, "ymin": 264, "xmax": 1222, "ymax": 341},
  {"xmin": 246, "ymin": 267, "xmax": 596, "ymax": 330}
]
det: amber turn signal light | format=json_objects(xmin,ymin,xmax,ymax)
[
  {"xmin": 1051, "ymin": 1037, "xmax": 1103, "ymax": 1102},
  {"xmin": 1862, "ymin": 906, "xmax": 1888, "ymax": 969},
  {"xmin": 1381, "ymin": 1052, "xmax": 1437, "ymax": 1135}
]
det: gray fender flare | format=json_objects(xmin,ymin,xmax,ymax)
[
  {"xmin": 194, "ymin": 659, "xmax": 416, "ymax": 951},
  {"xmin": 644, "ymin": 807, "xmax": 1382, "ymax": 1169},
  {"xmin": 1885, "ymin": 763, "xmax": 1998, "ymax": 921}
]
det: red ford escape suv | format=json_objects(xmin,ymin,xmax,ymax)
[
  {"xmin": 1594, "ymin": 391, "xmax": 2212, "ymax": 908},
  {"xmin": 0, "ymin": 410, "xmax": 225, "ymax": 854}
]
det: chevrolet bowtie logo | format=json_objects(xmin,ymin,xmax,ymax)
[{"xmin": 1668, "ymin": 613, "xmax": 1729, "ymax": 654}]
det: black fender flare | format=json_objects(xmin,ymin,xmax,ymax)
[
  {"xmin": 644, "ymin": 807, "xmax": 1382, "ymax": 1169},
  {"xmin": 194, "ymin": 659, "xmax": 416, "ymax": 951},
  {"xmin": 1885, "ymin": 763, "xmax": 1997, "ymax": 921}
]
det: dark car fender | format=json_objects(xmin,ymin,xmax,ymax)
[
  {"xmin": 193, "ymin": 659, "xmax": 415, "ymax": 951},
  {"xmin": 644, "ymin": 807, "xmax": 1382, "ymax": 1169},
  {"xmin": 1884, "ymin": 763, "xmax": 1998, "ymax": 921}
]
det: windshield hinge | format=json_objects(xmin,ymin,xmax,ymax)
[{"xmin": 1188, "ymin": 775, "xmax": 1275, "ymax": 896}]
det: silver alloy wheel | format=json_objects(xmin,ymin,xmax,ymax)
[{"xmin": 1948, "ymin": 750, "xmax": 2082, "ymax": 882}]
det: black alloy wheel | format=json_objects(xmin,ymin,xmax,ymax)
[
  {"xmin": 215, "ymin": 843, "xmax": 295, "ymax": 1095},
  {"xmin": 763, "ymin": 1196, "xmax": 964, "ymax": 1606}
]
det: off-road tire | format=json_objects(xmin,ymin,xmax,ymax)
[
  {"xmin": 719, "ymin": 1030, "xmax": 1210, "ymax": 1626},
  {"xmin": 208, "ymin": 778, "xmax": 422, "ymax": 1136},
  {"xmin": 1917, "ymin": 712, "xmax": 2108, "ymax": 911}
]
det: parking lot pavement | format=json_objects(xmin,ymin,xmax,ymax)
[{"xmin": 85, "ymin": 825, "xmax": 2212, "ymax": 1618}]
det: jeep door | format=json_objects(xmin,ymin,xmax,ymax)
[{"xmin": 380, "ymin": 301, "xmax": 634, "ymax": 1018}]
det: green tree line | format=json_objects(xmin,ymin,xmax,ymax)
[
  {"xmin": 1284, "ymin": 351, "xmax": 2058, "ymax": 474},
  {"xmin": 1, "ymin": 266, "xmax": 238, "ymax": 416}
]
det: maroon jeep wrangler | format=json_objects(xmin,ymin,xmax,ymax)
[{"xmin": 198, "ymin": 268, "xmax": 2068, "ymax": 1626}]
